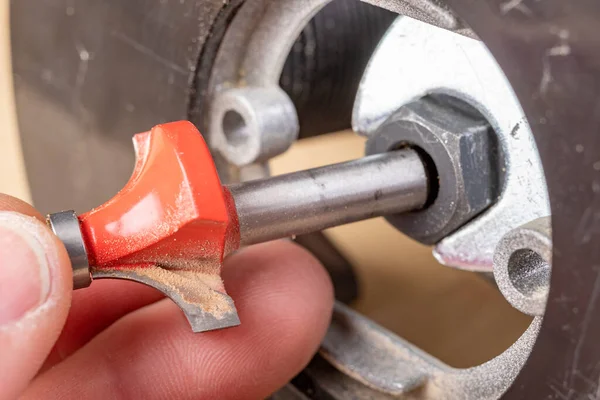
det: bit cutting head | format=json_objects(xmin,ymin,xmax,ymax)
[{"xmin": 53, "ymin": 121, "xmax": 241, "ymax": 332}]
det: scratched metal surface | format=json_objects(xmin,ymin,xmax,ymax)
[
  {"xmin": 10, "ymin": 0, "xmax": 224, "ymax": 212},
  {"xmin": 442, "ymin": 0, "xmax": 600, "ymax": 398}
]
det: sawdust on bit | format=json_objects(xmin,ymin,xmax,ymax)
[
  {"xmin": 92, "ymin": 208, "xmax": 234, "ymax": 319},
  {"xmin": 92, "ymin": 259, "xmax": 233, "ymax": 318},
  {"xmin": 151, "ymin": 249, "xmax": 222, "ymax": 276}
]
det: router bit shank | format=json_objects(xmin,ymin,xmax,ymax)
[{"xmin": 228, "ymin": 150, "xmax": 428, "ymax": 246}]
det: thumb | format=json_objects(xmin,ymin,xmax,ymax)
[{"xmin": 0, "ymin": 209, "xmax": 72, "ymax": 400}]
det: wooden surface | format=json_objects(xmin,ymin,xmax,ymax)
[
  {"xmin": 0, "ymin": 1, "xmax": 30, "ymax": 202},
  {"xmin": 0, "ymin": 2, "xmax": 529, "ymax": 368}
]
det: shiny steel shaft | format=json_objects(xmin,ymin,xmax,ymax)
[{"xmin": 228, "ymin": 149, "xmax": 429, "ymax": 246}]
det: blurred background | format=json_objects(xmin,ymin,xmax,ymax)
[{"xmin": 0, "ymin": 2, "xmax": 29, "ymax": 202}]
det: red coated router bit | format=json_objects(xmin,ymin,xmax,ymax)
[{"xmin": 46, "ymin": 121, "xmax": 428, "ymax": 332}]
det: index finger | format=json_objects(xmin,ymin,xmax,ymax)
[
  {"xmin": 0, "ymin": 194, "xmax": 43, "ymax": 219},
  {"xmin": 25, "ymin": 241, "xmax": 334, "ymax": 400}
]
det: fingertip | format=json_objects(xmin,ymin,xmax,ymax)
[
  {"xmin": 0, "ymin": 194, "xmax": 44, "ymax": 220},
  {"xmin": 226, "ymin": 240, "xmax": 334, "ymax": 296},
  {"xmin": 0, "ymin": 210, "xmax": 72, "ymax": 398},
  {"xmin": 0, "ymin": 211, "xmax": 73, "ymax": 326},
  {"xmin": 225, "ymin": 240, "xmax": 334, "ymax": 353},
  {"xmin": 222, "ymin": 241, "xmax": 335, "ymax": 392}
]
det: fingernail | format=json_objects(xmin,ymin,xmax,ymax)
[{"xmin": 0, "ymin": 212, "xmax": 51, "ymax": 325}]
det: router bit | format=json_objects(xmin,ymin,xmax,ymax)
[{"xmin": 46, "ymin": 121, "xmax": 429, "ymax": 332}]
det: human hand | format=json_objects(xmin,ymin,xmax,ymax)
[{"xmin": 0, "ymin": 194, "xmax": 333, "ymax": 399}]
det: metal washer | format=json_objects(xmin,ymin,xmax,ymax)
[{"xmin": 46, "ymin": 210, "xmax": 92, "ymax": 289}]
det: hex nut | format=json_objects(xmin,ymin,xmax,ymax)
[{"xmin": 366, "ymin": 96, "xmax": 502, "ymax": 244}]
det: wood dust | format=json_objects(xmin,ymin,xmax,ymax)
[{"xmin": 93, "ymin": 258, "xmax": 232, "ymax": 319}]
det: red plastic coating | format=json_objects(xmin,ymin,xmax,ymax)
[{"xmin": 78, "ymin": 121, "xmax": 240, "ymax": 286}]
